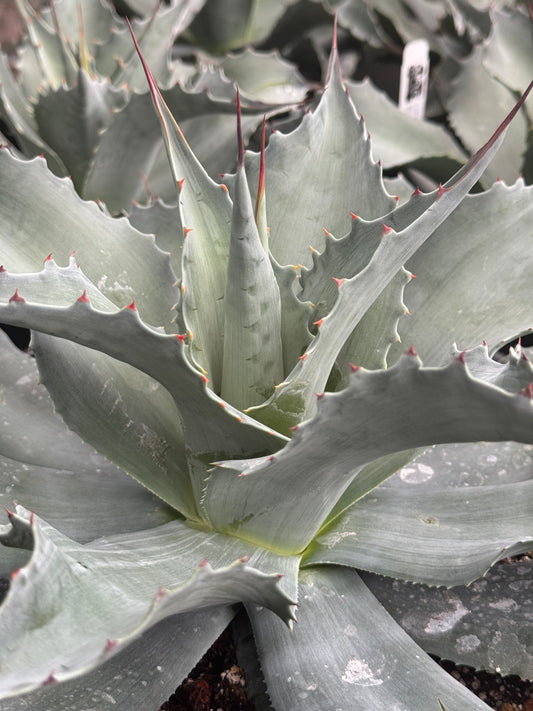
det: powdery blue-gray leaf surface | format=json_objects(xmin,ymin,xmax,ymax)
[
  {"xmin": 248, "ymin": 82, "xmax": 531, "ymax": 433},
  {"xmin": 0, "ymin": 149, "xmax": 178, "ymax": 329},
  {"xmin": 0, "ymin": 606, "xmax": 234, "ymax": 711},
  {"xmin": 0, "ymin": 266, "xmax": 286, "ymax": 477},
  {"xmin": 446, "ymin": 46, "xmax": 528, "ymax": 188},
  {"xmin": 362, "ymin": 557, "xmax": 533, "ymax": 680},
  {"xmin": 303, "ymin": 477, "xmax": 533, "ymax": 586},
  {"xmin": 346, "ymin": 77, "xmax": 465, "ymax": 169},
  {"xmin": 205, "ymin": 351, "xmax": 533, "ymax": 554},
  {"xmin": 241, "ymin": 45, "xmax": 395, "ymax": 269},
  {"xmin": 0, "ymin": 507, "xmax": 295, "ymax": 699},
  {"xmin": 0, "ymin": 330, "xmax": 176, "ymax": 548},
  {"xmin": 389, "ymin": 180, "xmax": 533, "ymax": 367},
  {"xmin": 247, "ymin": 565, "xmax": 492, "ymax": 710}
]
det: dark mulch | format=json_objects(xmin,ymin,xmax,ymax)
[{"xmin": 159, "ymin": 626, "xmax": 254, "ymax": 711}]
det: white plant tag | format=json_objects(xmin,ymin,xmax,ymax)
[{"xmin": 398, "ymin": 39, "xmax": 430, "ymax": 120}]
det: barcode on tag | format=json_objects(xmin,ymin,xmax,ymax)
[{"xmin": 398, "ymin": 39, "xmax": 430, "ymax": 120}]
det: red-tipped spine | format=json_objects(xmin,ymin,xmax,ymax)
[
  {"xmin": 455, "ymin": 350, "xmax": 467, "ymax": 364},
  {"xmin": 9, "ymin": 289, "xmax": 25, "ymax": 303}
]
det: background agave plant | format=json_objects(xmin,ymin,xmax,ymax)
[
  {"xmin": 0, "ymin": 0, "xmax": 309, "ymax": 212},
  {"xmin": 0, "ymin": 3, "xmax": 532, "ymax": 711}
]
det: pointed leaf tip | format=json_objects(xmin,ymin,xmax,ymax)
[
  {"xmin": 104, "ymin": 639, "xmax": 118, "ymax": 654},
  {"xmin": 326, "ymin": 14, "xmax": 342, "ymax": 86},
  {"xmin": 236, "ymin": 89, "xmax": 244, "ymax": 167}
]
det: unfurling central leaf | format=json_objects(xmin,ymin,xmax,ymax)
[{"xmin": 221, "ymin": 98, "xmax": 284, "ymax": 409}]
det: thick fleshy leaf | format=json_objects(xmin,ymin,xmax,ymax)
[
  {"xmin": 345, "ymin": 78, "xmax": 465, "ymax": 169},
  {"xmin": 272, "ymin": 257, "xmax": 313, "ymax": 377},
  {"xmin": 204, "ymin": 350, "xmax": 533, "ymax": 554},
  {"xmin": 130, "ymin": 24, "xmax": 234, "ymax": 389},
  {"xmin": 242, "ymin": 43, "xmax": 395, "ymax": 269},
  {"xmin": 127, "ymin": 197, "xmax": 184, "ymax": 281},
  {"xmin": 393, "ymin": 439, "xmax": 533, "ymax": 490},
  {"xmin": 160, "ymin": 71, "xmax": 281, "ymax": 179},
  {"xmin": 389, "ymin": 180, "xmax": 533, "ymax": 367},
  {"xmin": 0, "ymin": 266, "xmax": 286, "ymax": 464},
  {"xmin": 248, "ymin": 82, "xmax": 533, "ymax": 432},
  {"xmin": 117, "ymin": 0, "xmax": 208, "ymax": 92},
  {"xmin": 33, "ymin": 70, "xmax": 126, "ymax": 195},
  {"xmin": 0, "ymin": 259, "xmax": 197, "ymax": 517},
  {"xmin": 220, "ymin": 49, "xmax": 309, "ymax": 105},
  {"xmin": 0, "ymin": 507, "xmax": 295, "ymax": 699},
  {"xmin": 82, "ymin": 91, "xmax": 164, "ymax": 214},
  {"xmin": 0, "ymin": 53, "xmax": 65, "ymax": 175},
  {"xmin": 248, "ymin": 566, "xmax": 491, "ymax": 710},
  {"xmin": 0, "ymin": 330, "xmax": 176, "ymax": 551},
  {"xmin": 334, "ymin": 267, "xmax": 412, "ymax": 378},
  {"xmin": 362, "ymin": 557, "xmax": 533, "ymax": 680},
  {"xmin": 220, "ymin": 112, "xmax": 284, "ymax": 409},
  {"xmin": 482, "ymin": 7, "xmax": 533, "ymax": 122},
  {"xmin": 186, "ymin": 0, "xmax": 298, "ymax": 53},
  {"xmin": 14, "ymin": 0, "xmax": 78, "ymax": 90},
  {"xmin": 446, "ymin": 47, "xmax": 528, "ymax": 187},
  {"xmin": 0, "ymin": 149, "xmax": 178, "ymax": 330},
  {"xmin": 304, "ymin": 477, "xmax": 533, "ymax": 586},
  {"xmin": 0, "ymin": 606, "xmax": 235, "ymax": 711},
  {"xmin": 326, "ymin": 0, "xmax": 384, "ymax": 47}
]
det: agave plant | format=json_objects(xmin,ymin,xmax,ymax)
[
  {"xmin": 0, "ymin": 0, "xmax": 309, "ymax": 212},
  {"xmin": 0, "ymin": 19, "xmax": 532, "ymax": 710},
  {"xmin": 261, "ymin": 0, "xmax": 533, "ymax": 189}
]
